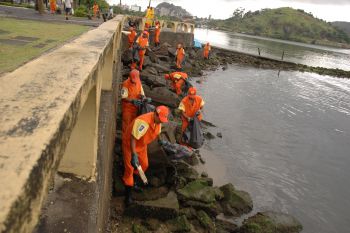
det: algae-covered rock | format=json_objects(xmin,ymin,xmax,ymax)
[
  {"xmin": 132, "ymin": 186, "xmax": 169, "ymax": 201},
  {"xmin": 195, "ymin": 210, "xmax": 215, "ymax": 232},
  {"xmin": 132, "ymin": 223, "xmax": 147, "ymax": 233},
  {"xmin": 143, "ymin": 85, "xmax": 180, "ymax": 108},
  {"xmin": 177, "ymin": 180, "xmax": 223, "ymax": 204},
  {"xmin": 125, "ymin": 191, "xmax": 179, "ymax": 220},
  {"xmin": 219, "ymin": 183, "xmax": 253, "ymax": 217},
  {"xmin": 173, "ymin": 160, "xmax": 199, "ymax": 182},
  {"xmin": 183, "ymin": 200, "xmax": 222, "ymax": 217},
  {"xmin": 167, "ymin": 215, "xmax": 192, "ymax": 232},
  {"xmin": 179, "ymin": 207, "xmax": 197, "ymax": 220},
  {"xmin": 238, "ymin": 211, "xmax": 302, "ymax": 233},
  {"xmin": 141, "ymin": 218, "xmax": 161, "ymax": 231},
  {"xmin": 183, "ymin": 153, "xmax": 200, "ymax": 166},
  {"xmin": 216, "ymin": 218, "xmax": 238, "ymax": 233}
]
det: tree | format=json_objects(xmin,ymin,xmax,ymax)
[
  {"xmin": 36, "ymin": 0, "xmax": 45, "ymax": 14},
  {"xmin": 232, "ymin": 7, "xmax": 245, "ymax": 20}
]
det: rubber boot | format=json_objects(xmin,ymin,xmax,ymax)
[
  {"xmin": 133, "ymin": 175, "xmax": 143, "ymax": 193},
  {"xmin": 124, "ymin": 185, "xmax": 133, "ymax": 207}
]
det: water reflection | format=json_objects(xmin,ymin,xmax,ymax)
[{"xmin": 195, "ymin": 28, "xmax": 350, "ymax": 71}]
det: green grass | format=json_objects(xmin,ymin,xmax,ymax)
[{"xmin": 0, "ymin": 17, "xmax": 90, "ymax": 75}]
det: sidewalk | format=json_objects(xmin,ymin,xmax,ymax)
[{"xmin": 0, "ymin": 5, "xmax": 102, "ymax": 27}]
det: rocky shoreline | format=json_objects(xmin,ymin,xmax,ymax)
[{"xmin": 105, "ymin": 38, "xmax": 331, "ymax": 232}]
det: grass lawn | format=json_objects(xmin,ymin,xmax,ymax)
[{"xmin": 0, "ymin": 17, "xmax": 90, "ymax": 75}]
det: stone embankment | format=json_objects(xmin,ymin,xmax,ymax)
[{"xmin": 108, "ymin": 31, "xmax": 307, "ymax": 233}]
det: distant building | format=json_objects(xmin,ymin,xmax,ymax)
[
  {"xmin": 130, "ymin": 5, "xmax": 141, "ymax": 12},
  {"xmin": 120, "ymin": 4, "xmax": 129, "ymax": 10},
  {"xmin": 209, "ymin": 15, "xmax": 211, "ymax": 20}
]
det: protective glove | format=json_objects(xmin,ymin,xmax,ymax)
[
  {"xmin": 145, "ymin": 97, "xmax": 152, "ymax": 103},
  {"xmin": 131, "ymin": 152, "xmax": 139, "ymax": 169},
  {"xmin": 195, "ymin": 110, "xmax": 201, "ymax": 117},
  {"xmin": 131, "ymin": 99, "xmax": 142, "ymax": 106}
]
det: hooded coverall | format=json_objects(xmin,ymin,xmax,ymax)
[
  {"xmin": 203, "ymin": 44, "xmax": 211, "ymax": 59},
  {"xmin": 175, "ymin": 47, "xmax": 185, "ymax": 69},
  {"xmin": 121, "ymin": 76, "xmax": 144, "ymax": 136},
  {"xmin": 154, "ymin": 23, "xmax": 161, "ymax": 45},
  {"xmin": 136, "ymin": 35, "xmax": 149, "ymax": 71},
  {"xmin": 122, "ymin": 112, "xmax": 161, "ymax": 187},
  {"xmin": 169, "ymin": 72, "xmax": 188, "ymax": 95},
  {"xmin": 178, "ymin": 95, "xmax": 205, "ymax": 133},
  {"xmin": 128, "ymin": 29, "xmax": 136, "ymax": 48}
]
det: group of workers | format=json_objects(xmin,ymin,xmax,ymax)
[{"xmin": 122, "ymin": 9, "xmax": 211, "ymax": 206}]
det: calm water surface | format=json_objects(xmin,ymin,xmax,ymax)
[
  {"xmin": 195, "ymin": 66, "xmax": 350, "ymax": 233},
  {"xmin": 195, "ymin": 28, "xmax": 350, "ymax": 71}
]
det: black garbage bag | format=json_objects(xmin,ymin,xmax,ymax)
[
  {"xmin": 132, "ymin": 47, "xmax": 140, "ymax": 63},
  {"xmin": 183, "ymin": 79, "xmax": 193, "ymax": 94},
  {"xmin": 183, "ymin": 117, "xmax": 204, "ymax": 149},
  {"xmin": 138, "ymin": 99, "xmax": 155, "ymax": 115}
]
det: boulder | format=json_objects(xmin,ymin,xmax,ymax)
[
  {"xmin": 195, "ymin": 210, "xmax": 215, "ymax": 233},
  {"xmin": 179, "ymin": 207, "xmax": 197, "ymax": 220},
  {"xmin": 147, "ymin": 140, "xmax": 170, "ymax": 167},
  {"xmin": 141, "ymin": 74, "xmax": 167, "ymax": 87},
  {"xmin": 201, "ymin": 172, "xmax": 208, "ymax": 178},
  {"xmin": 149, "ymin": 62, "xmax": 172, "ymax": 73},
  {"xmin": 143, "ymin": 86, "xmax": 180, "ymax": 108},
  {"xmin": 142, "ymin": 56, "xmax": 152, "ymax": 67},
  {"xmin": 168, "ymin": 47, "xmax": 177, "ymax": 57},
  {"xmin": 237, "ymin": 211, "xmax": 303, "ymax": 233},
  {"xmin": 141, "ymin": 67, "xmax": 158, "ymax": 75},
  {"xmin": 217, "ymin": 132, "xmax": 223, "ymax": 138},
  {"xmin": 182, "ymin": 200, "xmax": 222, "ymax": 217},
  {"xmin": 183, "ymin": 153, "xmax": 199, "ymax": 166},
  {"xmin": 141, "ymin": 218, "xmax": 161, "ymax": 231},
  {"xmin": 216, "ymin": 218, "xmax": 238, "ymax": 233},
  {"xmin": 167, "ymin": 215, "xmax": 192, "ymax": 232},
  {"xmin": 132, "ymin": 223, "xmax": 148, "ymax": 233},
  {"xmin": 173, "ymin": 161, "xmax": 199, "ymax": 183},
  {"xmin": 177, "ymin": 180, "xmax": 223, "ymax": 204},
  {"xmin": 160, "ymin": 122, "xmax": 178, "ymax": 144},
  {"xmin": 219, "ymin": 183, "xmax": 253, "ymax": 217},
  {"xmin": 132, "ymin": 186, "xmax": 169, "ymax": 201},
  {"xmin": 146, "ymin": 48, "xmax": 159, "ymax": 63},
  {"xmin": 204, "ymin": 132, "xmax": 216, "ymax": 140},
  {"xmin": 121, "ymin": 48, "xmax": 133, "ymax": 64},
  {"xmin": 125, "ymin": 191, "xmax": 179, "ymax": 220},
  {"xmin": 153, "ymin": 42, "xmax": 172, "ymax": 56}
]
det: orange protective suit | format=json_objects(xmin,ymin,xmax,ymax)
[
  {"xmin": 121, "ymin": 72, "xmax": 144, "ymax": 137},
  {"xmin": 203, "ymin": 43, "xmax": 211, "ymax": 59},
  {"xmin": 49, "ymin": 0, "xmax": 56, "ymax": 13},
  {"xmin": 154, "ymin": 23, "xmax": 161, "ymax": 45},
  {"xmin": 122, "ymin": 112, "xmax": 161, "ymax": 187},
  {"xmin": 166, "ymin": 72, "xmax": 188, "ymax": 95},
  {"xmin": 176, "ymin": 47, "xmax": 185, "ymax": 69},
  {"xmin": 128, "ymin": 28, "xmax": 136, "ymax": 48},
  {"xmin": 136, "ymin": 34, "xmax": 149, "ymax": 71},
  {"xmin": 93, "ymin": 3, "xmax": 99, "ymax": 18},
  {"xmin": 178, "ymin": 94, "xmax": 205, "ymax": 133}
]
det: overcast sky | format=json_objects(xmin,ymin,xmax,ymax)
[{"xmin": 109, "ymin": 0, "xmax": 350, "ymax": 22}]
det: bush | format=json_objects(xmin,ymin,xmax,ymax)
[{"xmin": 74, "ymin": 6, "xmax": 88, "ymax": 17}]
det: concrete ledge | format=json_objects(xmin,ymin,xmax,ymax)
[{"xmin": 0, "ymin": 15, "xmax": 125, "ymax": 233}]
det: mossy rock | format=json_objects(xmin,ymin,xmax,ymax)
[
  {"xmin": 177, "ymin": 180, "xmax": 223, "ymax": 204},
  {"xmin": 216, "ymin": 218, "xmax": 238, "ymax": 233},
  {"xmin": 132, "ymin": 223, "xmax": 148, "ymax": 233},
  {"xmin": 195, "ymin": 210, "xmax": 215, "ymax": 232},
  {"xmin": 182, "ymin": 200, "xmax": 222, "ymax": 217},
  {"xmin": 219, "ymin": 183, "xmax": 253, "ymax": 217},
  {"xmin": 167, "ymin": 215, "xmax": 192, "ymax": 232},
  {"xmin": 179, "ymin": 207, "xmax": 197, "ymax": 220},
  {"xmin": 238, "ymin": 212, "xmax": 302, "ymax": 233}
]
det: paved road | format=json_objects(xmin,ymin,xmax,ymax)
[{"xmin": 0, "ymin": 5, "xmax": 102, "ymax": 27}]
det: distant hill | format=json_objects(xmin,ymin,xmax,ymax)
[
  {"xmin": 155, "ymin": 2, "xmax": 191, "ymax": 20},
  {"xmin": 332, "ymin": 21, "xmax": 350, "ymax": 35},
  {"xmin": 208, "ymin": 7, "xmax": 350, "ymax": 48}
]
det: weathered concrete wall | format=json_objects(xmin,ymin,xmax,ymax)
[{"xmin": 0, "ymin": 15, "xmax": 125, "ymax": 233}]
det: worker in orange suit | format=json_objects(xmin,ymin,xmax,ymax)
[
  {"xmin": 93, "ymin": 2, "xmax": 99, "ymax": 18},
  {"xmin": 121, "ymin": 69, "xmax": 145, "ymax": 137},
  {"xmin": 154, "ymin": 21, "xmax": 161, "ymax": 47},
  {"xmin": 127, "ymin": 26, "xmax": 137, "ymax": 49},
  {"xmin": 203, "ymin": 42, "xmax": 211, "ymax": 59},
  {"xmin": 136, "ymin": 31, "xmax": 149, "ymax": 71},
  {"xmin": 49, "ymin": 0, "xmax": 56, "ymax": 14},
  {"xmin": 175, "ymin": 43, "xmax": 185, "ymax": 70},
  {"xmin": 178, "ymin": 87, "xmax": 205, "ymax": 136},
  {"xmin": 122, "ymin": 106, "xmax": 169, "ymax": 206},
  {"xmin": 164, "ymin": 72, "xmax": 188, "ymax": 96}
]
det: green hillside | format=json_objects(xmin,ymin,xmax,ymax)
[{"xmin": 208, "ymin": 7, "xmax": 350, "ymax": 48}]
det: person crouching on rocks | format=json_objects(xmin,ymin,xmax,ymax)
[
  {"xmin": 121, "ymin": 69, "xmax": 145, "ymax": 137},
  {"xmin": 178, "ymin": 87, "xmax": 205, "ymax": 143},
  {"xmin": 164, "ymin": 71, "xmax": 189, "ymax": 96},
  {"xmin": 122, "ymin": 106, "xmax": 169, "ymax": 206},
  {"xmin": 175, "ymin": 43, "xmax": 185, "ymax": 70},
  {"xmin": 136, "ymin": 31, "xmax": 149, "ymax": 71}
]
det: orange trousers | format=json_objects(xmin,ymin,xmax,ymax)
[
  {"xmin": 174, "ymin": 79, "xmax": 185, "ymax": 95},
  {"xmin": 203, "ymin": 50, "xmax": 209, "ymax": 59},
  {"xmin": 176, "ymin": 55, "xmax": 184, "ymax": 69},
  {"xmin": 122, "ymin": 144, "xmax": 149, "ymax": 187},
  {"xmin": 139, "ymin": 49, "xmax": 146, "ymax": 70},
  {"xmin": 122, "ymin": 107, "xmax": 138, "ymax": 137}
]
